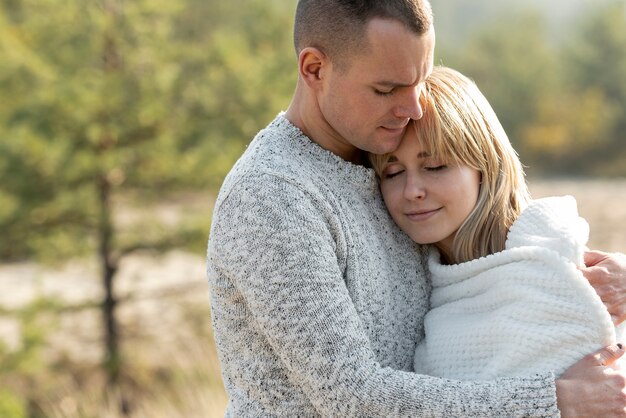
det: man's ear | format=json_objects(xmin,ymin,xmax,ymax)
[{"xmin": 298, "ymin": 47, "xmax": 329, "ymax": 90}]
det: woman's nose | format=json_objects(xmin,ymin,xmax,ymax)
[{"xmin": 404, "ymin": 174, "xmax": 426, "ymax": 200}]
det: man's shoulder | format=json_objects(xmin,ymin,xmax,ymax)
[
  {"xmin": 219, "ymin": 116, "xmax": 338, "ymax": 201},
  {"xmin": 221, "ymin": 144, "xmax": 318, "ymax": 198}
]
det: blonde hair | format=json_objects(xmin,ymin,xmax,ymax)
[{"xmin": 371, "ymin": 66, "xmax": 531, "ymax": 263}]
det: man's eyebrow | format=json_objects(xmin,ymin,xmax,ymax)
[
  {"xmin": 374, "ymin": 80, "xmax": 414, "ymax": 88},
  {"xmin": 374, "ymin": 75, "xmax": 425, "ymax": 89}
]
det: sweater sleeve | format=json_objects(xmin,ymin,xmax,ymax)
[{"xmin": 208, "ymin": 174, "xmax": 560, "ymax": 417}]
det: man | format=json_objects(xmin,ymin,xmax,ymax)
[{"xmin": 207, "ymin": 0, "xmax": 626, "ymax": 416}]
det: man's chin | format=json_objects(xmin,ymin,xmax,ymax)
[
  {"xmin": 374, "ymin": 126, "xmax": 406, "ymax": 149},
  {"xmin": 371, "ymin": 136, "xmax": 402, "ymax": 155}
]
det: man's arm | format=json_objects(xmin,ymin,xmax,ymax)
[
  {"xmin": 210, "ymin": 174, "xmax": 559, "ymax": 417},
  {"xmin": 583, "ymin": 250, "xmax": 626, "ymax": 324}
]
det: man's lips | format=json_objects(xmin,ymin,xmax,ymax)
[
  {"xmin": 380, "ymin": 120, "xmax": 410, "ymax": 133},
  {"xmin": 379, "ymin": 126, "xmax": 406, "ymax": 137},
  {"xmin": 405, "ymin": 208, "xmax": 441, "ymax": 221}
]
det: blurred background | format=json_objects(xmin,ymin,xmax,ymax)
[{"xmin": 0, "ymin": 0, "xmax": 624, "ymax": 416}]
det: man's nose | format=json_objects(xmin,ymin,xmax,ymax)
[{"xmin": 394, "ymin": 86, "xmax": 423, "ymax": 120}]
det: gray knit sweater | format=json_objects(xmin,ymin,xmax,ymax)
[{"xmin": 207, "ymin": 113, "xmax": 560, "ymax": 417}]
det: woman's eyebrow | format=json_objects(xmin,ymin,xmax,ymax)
[{"xmin": 385, "ymin": 151, "xmax": 432, "ymax": 165}]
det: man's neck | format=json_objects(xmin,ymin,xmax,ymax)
[{"xmin": 285, "ymin": 93, "xmax": 363, "ymax": 164}]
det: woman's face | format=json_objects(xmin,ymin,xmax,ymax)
[{"xmin": 379, "ymin": 127, "xmax": 481, "ymax": 259}]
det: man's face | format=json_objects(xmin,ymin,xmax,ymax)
[{"xmin": 317, "ymin": 19, "xmax": 435, "ymax": 159}]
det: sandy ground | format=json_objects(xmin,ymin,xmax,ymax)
[
  {"xmin": 0, "ymin": 251, "xmax": 210, "ymax": 356},
  {"xmin": 0, "ymin": 177, "xmax": 624, "ymax": 413}
]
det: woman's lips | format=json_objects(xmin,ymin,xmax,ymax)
[{"xmin": 405, "ymin": 208, "xmax": 441, "ymax": 221}]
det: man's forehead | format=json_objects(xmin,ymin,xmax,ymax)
[
  {"xmin": 354, "ymin": 52, "xmax": 434, "ymax": 86},
  {"xmin": 353, "ymin": 22, "xmax": 435, "ymax": 82}
]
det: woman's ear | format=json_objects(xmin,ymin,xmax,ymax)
[{"xmin": 298, "ymin": 47, "xmax": 329, "ymax": 90}]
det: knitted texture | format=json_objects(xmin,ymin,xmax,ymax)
[
  {"xmin": 415, "ymin": 196, "xmax": 619, "ymax": 380},
  {"xmin": 207, "ymin": 113, "xmax": 559, "ymax": 417}
]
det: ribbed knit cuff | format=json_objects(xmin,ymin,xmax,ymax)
[{"xmin": 502, "ymin": 372, "xmax": 560, "ymax": 418}]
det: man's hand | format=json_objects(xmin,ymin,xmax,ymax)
[
  {"xmin": 557, "ymin": 344, "xmax": 626, "ymax": 417},
  {"xmin": 582, "ymin": 250, "xmax": 626, "ymax": 325}
]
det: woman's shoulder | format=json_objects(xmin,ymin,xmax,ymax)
[{"xmin": 505, "ymin": 195, "xmax": 589, "ymax": 264}]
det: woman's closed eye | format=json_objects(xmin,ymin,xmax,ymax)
[
  {"xmin": 383, "ymin": 169, "xmax": 404, "ymax": 179},
  {"xmin": 425, "ymin": 165, "xmax": 447, "ymax": 172}
]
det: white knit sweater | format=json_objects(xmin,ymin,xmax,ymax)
[
  {"xmin": 415, "ymin": 196, "xmax": 619, "ymax": 380},
  {"xmin": 208, "ymin": 113, "xmax": 559, "ymax": 417}
]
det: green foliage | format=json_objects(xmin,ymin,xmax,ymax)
[
  {"xmin": 3, "ymin": 0, "xmax": 621, "ymax": 263},
  {"xmin": 438, "ymin": 4, "xmax": 626, "ymax": 177},
  {"xmin": 0, "ymin": 0, "xmax": 296, "ymax": 262},
  {"xmin": 560, "ymin": 2, "xmax": 626, "ymax": 176},
  {"xmin": 0, "ymin": 389, "xmax": 26, "ymax": 418},
  {"xmin": 515, "ymin": 3, "xmax": 626, "ymax": 175},
  {"xmin": 0, "ymin": 2, "xmax": 297, "ymax": 400},
  {"xmin": 448, "ymin": 13, "xmax": 560, "ymax": 149},
  {"xmin": 0, "ymin": 298, "xmax": 62, "ymax": 418},
  {"xmin": 0, "ymin": 1, "xmax": 623, "ymax": 414},
  {"xmin": 0, "ymin": 298, "xmax": 60, "ymax": 377}
]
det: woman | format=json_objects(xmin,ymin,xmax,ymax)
[{"xmin": 371, "ymin": 66, "xmax": 623, "ymax": 380}]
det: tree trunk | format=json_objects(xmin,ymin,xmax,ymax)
[
  {"xmin": 98, "ymin": 175, "xmax": 120, "ymax": 387},
  {"xmin": 98, "ymin": 173, "xmax": 130, "ymax": 414},
  {"xmin": 99, "ymin": 0, "xmax": 127, "ymax": 413}
]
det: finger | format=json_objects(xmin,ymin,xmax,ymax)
[
  {"xmin": 608, "ymin": 297, "xmax": 626, "ymax": 312},
  {"xmin": 593, "ymin": 344, "xmax": 626, "ymax": 366},
  {"xmin": 582, "ymin": 265, "xmax": 611, "ymax": 285},
  {"xmin": 610, "ymin": 304, "xmax": 626, "ymax": 326},
  {"xmin": 612, "ymin": 314, "xmax": 626, "ymax": 327},
  {"xmin": 584, "ymin": 250, "xmax": 610, "ymax": 267}
]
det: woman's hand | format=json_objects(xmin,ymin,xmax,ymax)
[{"xmin": 582, "ymin": 250, "xmax": 626, "ymax": 325}]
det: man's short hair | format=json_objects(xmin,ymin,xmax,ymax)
[{"xmin": 294, "ymin": 0, "xmax": 433, "ymax": 70}]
